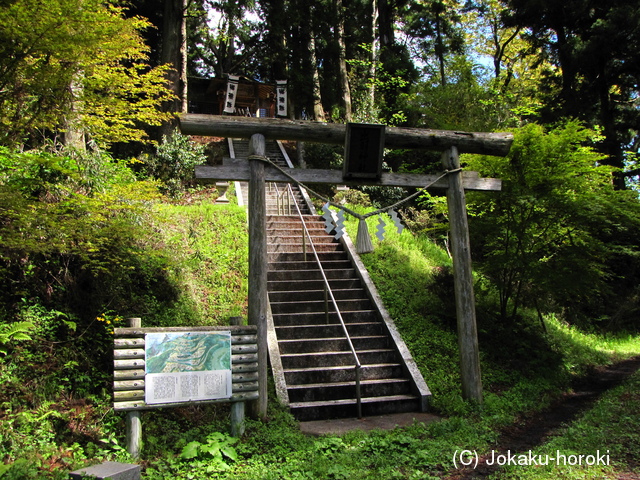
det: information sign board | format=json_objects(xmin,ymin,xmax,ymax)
[{"xmin": 144, "ymin": 331, "xmax": 232, "ymax": 405}]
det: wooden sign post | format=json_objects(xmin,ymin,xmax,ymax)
[{"xmin": 181, "ymin": 114, "xmax": 512, "ymax": 407}]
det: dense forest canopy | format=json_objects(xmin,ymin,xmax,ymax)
[{"xmin": 2, "ymin": 0, "xmax": 639, "ymax": 181}]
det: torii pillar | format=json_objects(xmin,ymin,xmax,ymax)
[
  {"xmin": 442, "ymin": 146, "xmax": 481, "ymax": 402},
  {"xmin": 247, "ymin": 134, "xmax": 269, "ymax": 418}
]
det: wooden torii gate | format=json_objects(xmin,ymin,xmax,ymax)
[{"xmin": 180, "ymin": 114, "xmax": 513, "ymax": 418}]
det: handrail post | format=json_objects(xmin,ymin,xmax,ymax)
[
  {"xmin": 277, "ymin": 189, "xmax": 281, "ymax": 215},
  {"xmin": 324, "ymin": 284, "xmax": 329, "ymax": 324},
  {"xmin": 302, "ymin": 226, "xmax": 307, "ymax": 261},
  {"xmin": 355, "ymin": 365, "xmax": 362, "ymax": 419}
]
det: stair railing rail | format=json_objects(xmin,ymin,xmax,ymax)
[{"xmin": 279, "ymin": 182, "xmax": 363, "ymax": 418}]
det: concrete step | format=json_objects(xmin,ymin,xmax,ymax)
[
  {"xmin": 268, "ymin": 278, "xmax": 362, "ymax": 292},
  {"xmin": 267, "ymin": 217, "xmax": 325, "ymax": 228},
  {"xmin": 268, "ymin": 288, "xmax": 368, "ymax": 303},
  {"xmin": 278, "ymin": 336, "xmax": 390, "ymax": 354},
  {"xmin": 270, "ymin": 298, "xmax": 372, "ymax": 314},
  {"xmin": 268, "ymin": 269, "xmax": 356, "ymax": 281},
  {"xmin": 287, "ymin": 378, "xmax": 413, "ymax": 403},
  {"xmin": 268, "ymin": 243, "xmax": 342, "ymax": 253},
  {"xmin": 268, "ymin": 260, "xmax": 353, "ymax": 271},
  {"xmin": 265, "ymin": 195, "xmax": 307, "ymax": 204},
  {"xmin": 267, "ymin": 234, "xmax": 337, "ymax": 244},
  {"xmin": 267, "ymin": 227, "xmax": 329, "ymax": 237},
  {"xmin": 289, "ymin": 395, "xmax": 421, "ymax": 421},
  {"xmin": 267, "ymin": 209, "xmax": 312, "ymax": 215},
  {"xmin": 269, "ymin": 252, "xmax": 349, "ymax": 263},
  {"xmin": 267, "ymin": 217, "xmax": 323, "ymax": 225},
  {"xmin": 284, "ymin": 363, "xmax": 406, "ymax": 384},
  {"xmin": 274, "ymin": 322, "xmax": 384, "ymax": 339},
  {"xmin": 272, "ymin": 310, "xmax": 378, "ymax": 327},
  {"xmin": 279, "ymin": 349, "xmax": 398, "ymax": 369}
]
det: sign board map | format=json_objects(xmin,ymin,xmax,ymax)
[{"xmin": 144, "ymin": 331, "xmax": 232, "ymax": 405}]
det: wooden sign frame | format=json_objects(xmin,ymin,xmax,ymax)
[{"xmin": 113, "ymin": 325, "xmax": 259, "ymax": 411}]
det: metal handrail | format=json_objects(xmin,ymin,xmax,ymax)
[{"xmin": 282, "ymin": 182, "xmax": 363, "ymax": 418}]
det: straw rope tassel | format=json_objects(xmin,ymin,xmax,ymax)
[{"xmin": 356, "ymin": 217, "xmax": 374, "ymax": 254}]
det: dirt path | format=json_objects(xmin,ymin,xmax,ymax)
[{"xmin": 444, "ymin": 355, "xmax": 640, "ymax": 479}]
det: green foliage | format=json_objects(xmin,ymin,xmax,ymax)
[
  {"xmin": 0, "ymin": 0, "xmax": 173, "ymax": 147},
  {"xmin": 400, "ymin": 192, "xmax": 450, "ymax": 241},
  {"xmin": 406, "ymin": 56, "xmax": 516, "ymax": 131},
  {"xmin": 0, "ymin": 322, "xmax": 33, "ymax": 356},
  {"xmin": 180, "ymin": 432, "xmax": 238, "ymax": 467},
  {"xmin": 0, "ymin": 148, "xmax": 166, "ymax": 318},
  {"xmin": 301, "ymin": 143, "xmax": 343, "ymax": 171},
  {"xmin": 333, "ymin": 189, "xmax": 372, "ymax": 207},
  {"xmin": 347, "ymin": 44, "xmax": 412, "ymax": 125},
  {"xmin": 140, "ymin": 133, "xmax": 208, "ymax": 197},
  {"xmin": 467, "ymin": 121, "xmax": 640, "ymax": 324},
  {"xmin": 149, "ymin": 201, "xmax": 248, "ymax": 325}
]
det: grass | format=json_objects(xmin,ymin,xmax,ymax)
[{"xmin": 149, "ymin": 199, "xmax": 248, "ymax": 325}]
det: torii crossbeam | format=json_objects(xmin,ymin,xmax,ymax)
[{"xmin": 181, "ymin": 114, "xmax": 512, "ymax": 417}]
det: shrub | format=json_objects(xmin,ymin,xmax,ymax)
[
  {"xmin": 467, "ymin": 121, "xmax": 640, "ymax": 326},
  {"xmin": 333, "ymin": 189, "xmax": 372, "ymax": 207},
  {"xmin": 141, "ymin": 133, "xmax": 207, "ymax": 197}
]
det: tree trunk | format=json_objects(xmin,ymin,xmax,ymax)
[
  {"xmin": 180, "ymin": 0, "xmax": 188, "ymax": 114},
  {"xmin": 265, "ymin": 0, "xmax": 288, "ymax": 80},
  {"xmin": 63, "ymin": 74, "xmax": 86, "ymax": 150},
  {"xmin": 367, "ymin": 0, "xmax": 379, "ymax": 119},
  {"xmin": 378, "ymin": 0, "xmax": 394, "ymax": 50},
  {"xmin": 310, "ymin": 32, "xmax": 325, "ymax": 121},
  {"xmin": 597, "ymin": 67, "xmax": 626, "ymax": 189},
  {"xmin": 435, "ymin": 9, "xmax": 446, "ymax": 86},
  {"xmin": 160, "ymin": 0, "xmax": 187, "ymax": 138},
  {"xmin": 335, "ymin": 0, "xmax": 352, "ymax": 121}
]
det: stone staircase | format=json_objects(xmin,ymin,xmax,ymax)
[{"xmin": 228, "ymin": 138, "xmax": 431, "ymax": 421}]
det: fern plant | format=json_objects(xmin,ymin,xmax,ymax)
[{"xmin": 0, "ymin": 321, "xmax": 34, "ymax": 355}]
